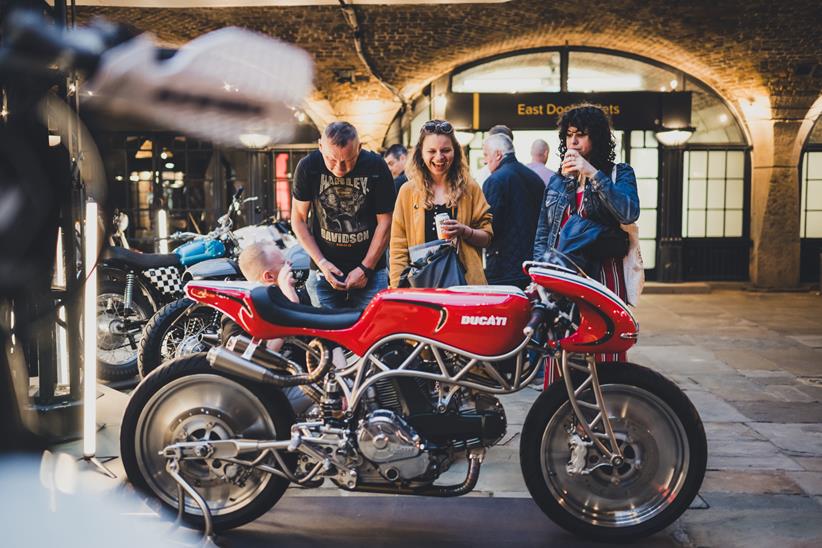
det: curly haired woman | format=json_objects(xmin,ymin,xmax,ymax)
[{"xmin": 533, "ymin": 104, "xmax": 640, "ymax": 364}]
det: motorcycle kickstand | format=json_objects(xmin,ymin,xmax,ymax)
[{"xmin": 165, "ymin": 454, "xmax": 217, "ymax": 544}]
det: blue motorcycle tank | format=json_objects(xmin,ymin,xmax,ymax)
[{"xmin": 174, "ymin": 238, "xmax": 227, "ymax": 266}]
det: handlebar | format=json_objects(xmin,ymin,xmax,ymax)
[
  {"xmin": 523, "ymin": 301, "xmax": 558, "ymax": 337},
  {"xmin": 166, "ymin": 231, "xmax": 200, "ymax": 242}
]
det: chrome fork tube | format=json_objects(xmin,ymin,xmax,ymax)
[{"xmin": 560, "ymin": 350, "xmax": 624, "ymax": 464}]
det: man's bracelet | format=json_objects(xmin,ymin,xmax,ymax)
[{"xmin": 358, "ymin": 263, "xmax": 374, "ymax": 279}]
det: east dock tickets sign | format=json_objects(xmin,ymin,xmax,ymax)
[{"xmin": 446, "ymin": 91, "xmax": 691, "ymax": 131}]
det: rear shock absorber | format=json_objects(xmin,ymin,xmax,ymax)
[
  {"xmin": 322, "ymin": 374, "xmax": 345, "ymax": 425},
  {"xmin": 123, "ymin": 272, "xmax": 136, "ymax": 311}
]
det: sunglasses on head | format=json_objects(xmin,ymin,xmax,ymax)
[{"xmin": 422, "ymin": 120, "xmax": 454, "ymax": 135}]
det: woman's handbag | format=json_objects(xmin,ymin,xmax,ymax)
[
  {"xmin": 620, "ymin": 221, "xmax": 644, "ymax": 306},
  {"xmin": 399, "ymin": 242, "xmax": 467, "ymax": 288},
  {"xmin": 611, "ymin": 165, "xmax": 645, "ymax": 306}
]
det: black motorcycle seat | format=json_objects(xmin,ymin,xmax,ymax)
[
  {"xmin": 102, "ymin": 246, "xmax": 181, "ymax": 269},
  {"xmin": 250, "ymin": 285, "xmax": 362, "ymax": 330}
]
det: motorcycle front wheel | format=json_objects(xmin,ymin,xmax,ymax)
[
  {"xmin": 120, "ymin": 353, "xmax": 295, "ymax": 532},
  {"xmin": 520, "ymin": 362, "xmax": 707, "ymax": 541},
  {"xmin": 137, "ymin": 297, "xmax": 221, "ymax": 378}
]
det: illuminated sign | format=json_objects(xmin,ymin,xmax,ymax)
[{"xmin": 445, "ymin": 91, "xmax": 691, "ymax": 131}]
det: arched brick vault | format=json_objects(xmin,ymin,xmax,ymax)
[{"xmin": 77, "ymin": 0, "xmax": 822, "ymax": 286}]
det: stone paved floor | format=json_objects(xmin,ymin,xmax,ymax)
[{"xmin": 45, "ymin": 289, "xmax": 822, "ymax": 547}]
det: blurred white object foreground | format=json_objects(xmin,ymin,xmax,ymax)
[
  {"xmin": 84, "ymin": 27, "xmax": 314, "ymax": 149},
  {"xmin": 0, "ymin": 451, "xmax": 199, "ymax": 548}
]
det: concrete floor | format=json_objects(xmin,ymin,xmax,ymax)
[{"xmin": 42, "ymin": 289, "xmax": 822, "ymax": 547}]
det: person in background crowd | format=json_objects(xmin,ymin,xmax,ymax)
[
  {"xmin": 526, "ymin": 138, "xmax": 556, "ymax": 186},
  {"xmin": 475, "ymin": 124, "xmax": 514, "ymax": 186},
  {"xmin": 383, "ymin": 144, "xmax": 409, "ymax": 195},
  {"xmin": 533, "ymin": 104, "xmax": 639, "ymax": 364},
  {"xmin": 291, "ymin": 121, "xmax": 395, "ymax": 309},
  {"xmin": 390, "ymin": 119, "xmax": 493, "ymax": 287},
  {"xmin": 481, "ymin": 133, "xmax": 545, "ymax": 289}
]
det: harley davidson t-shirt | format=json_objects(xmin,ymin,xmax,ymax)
[{"xmin": 292, "ymin": 149, "xmax": 395, "ymax": 274}]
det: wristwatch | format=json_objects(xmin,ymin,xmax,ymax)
[{"xmin": 357, "ymin": 263, "xmax": 374, "ymax": 279}]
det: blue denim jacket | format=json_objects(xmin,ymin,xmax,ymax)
[{"xmin": 532, "ymin": 163, "xmax": 640, "ymax": 264}]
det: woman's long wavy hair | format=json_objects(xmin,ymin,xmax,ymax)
[
  {"xmin": 557, "ymin": 104, "xmax": 617, "ymax": 174},
  {"xmin": 406, "ymin": 120, "xmax": 470, "ymax": 208}
]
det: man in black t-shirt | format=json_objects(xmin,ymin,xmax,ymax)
[{"xmin": 291, "ymin": 122, "xmax": 395, "ymax": 309}]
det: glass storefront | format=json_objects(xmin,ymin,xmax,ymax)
[
  {"xmin": 408, "ymin": 47, "xmax": 751, "ymax": 280},
  {"xmin": 800, "ymin": 116, "xmax": 822, "ymax": 281}
]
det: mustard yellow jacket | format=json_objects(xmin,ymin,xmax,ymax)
[{"xmin": 389, "ymin": 177, "xmax": 493, "ymax": 287}]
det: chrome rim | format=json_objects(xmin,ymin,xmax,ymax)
[
  {"xmin": 539, "ymin": 384, "xmax": 689, "ymax": 528},
  {"xmin": 97, "ymin": 292, "xmax": 147, "ymax": 366},
  {"xmin": 161, "ymin": 305, "xmax": 219, "ymax": 361},
  {"xmin": 135, "ymin": 373, "xmax": 276, "ymax": 517}
]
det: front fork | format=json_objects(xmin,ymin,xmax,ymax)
[{"xmin": 559, "ymin": 350, "xmax": 625, "ymax": 472}]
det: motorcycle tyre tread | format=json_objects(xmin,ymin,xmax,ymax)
[
  {"xmin": 98, "ymin": 278, "xmax": 152, "ymax": 381},
  {"xmin": 120, "ymin": 352, "xmax": 296, "ymax": 532},
  {"xmin": 137, "ymin": 297, "xmax": 202, "ymax": 379},
  {"xmin": 519, "ymin": 361, "xmax": 707, "ymax": 542}
]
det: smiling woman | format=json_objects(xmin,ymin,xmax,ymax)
[{"xmin": 389, "ymin": 119, "xmax": 493, "ymax": 287}]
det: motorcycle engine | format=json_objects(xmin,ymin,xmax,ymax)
[
  {"xmin": 356, "ymin": 344, "xmax": 508, "ymax": 484},
  {"xmin": 356, "ymin": 409, "xmax": 429, "ymax": 481}
]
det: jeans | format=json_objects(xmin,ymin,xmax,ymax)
[{"xmin": 305, "ymin": 268, "xmax": 388, "ymax": 310}]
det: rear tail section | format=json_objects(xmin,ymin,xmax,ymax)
[{"xmin": 184, "ymin": 280, "xmax": 257, "ymax": 333}]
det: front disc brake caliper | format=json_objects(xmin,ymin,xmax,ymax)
[{"xmin": 566, "ymin": 432, "xmax": 593, "ymax": 475}]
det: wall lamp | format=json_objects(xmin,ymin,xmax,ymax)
[{"xmin": 654, "ymin": 126, "xmax": 696, "ymax": 147}]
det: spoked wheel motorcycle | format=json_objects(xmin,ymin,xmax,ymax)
[
  {"xmin": 121, "ymin": 251, "xmax": 706, "ymax": 540},
  {"xmin": 96, "ymin": 191, "xmax": 263, "ymax": 381},
  {"xmin": 137, "ymin": 235, "xmax": 310, "ymax": 379}
]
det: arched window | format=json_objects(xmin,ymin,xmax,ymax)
[
  {"xmin": 428, "ymin": 48, "xmax": 751, "ymax": 278},
  {"xmin": 799, "ymin": 116, "xmax": 822, "ymax": 282},
  {"xmin": 452, "ymin": 52, "xmax": 560, "ymax": 93},
  {"xmin": 568, "ymin": 51, "xmax": 678, "ymax": 92}
]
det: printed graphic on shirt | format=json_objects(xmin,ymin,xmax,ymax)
[{"xmin": 317, "ymin": 174, "xmax": 371, "ymax": 247}]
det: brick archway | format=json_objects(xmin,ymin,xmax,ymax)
[{"xmin": 76, "ymin": 0, "xmax": 822, "ymax": 286}]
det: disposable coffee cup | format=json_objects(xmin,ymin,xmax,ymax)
[{"xmin": 434, "ymin": 212, "xmax": 450, "ymax": 240}]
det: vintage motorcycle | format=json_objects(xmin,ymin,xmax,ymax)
[
  {"xmin": 96, "ymin": 191, "xmax": 263, "ymax": 381},
  {"xmin": 120, "ymin": 252, "xmax": 707, "ymax": 541},
  {"xmin": 136, "ymin": 229, "xmax": 310, "ymax": 378}
]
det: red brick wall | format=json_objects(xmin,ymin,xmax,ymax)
[{"xmin": 76, "ymin": 1, "xmax": 822, "ymax": 286}]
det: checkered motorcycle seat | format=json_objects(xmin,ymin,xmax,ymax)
[{"xmin": 142, "ymin": 266, "xmax": 183, "ymax": 298}]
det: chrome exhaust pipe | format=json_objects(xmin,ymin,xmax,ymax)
[{"xmin": 207, "ymin": 340, "xmax": 330, "ymax": 387}]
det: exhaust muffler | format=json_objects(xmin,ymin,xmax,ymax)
[{"xmin": 207, "ymin": 337, "xmax": 330, "ymax": 388}]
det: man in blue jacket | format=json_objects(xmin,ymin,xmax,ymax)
[{"xmin": 482, "ymin": 133, "xmax": 545, "ymax": 288}]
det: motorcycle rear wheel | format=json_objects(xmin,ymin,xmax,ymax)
[
  {"xmin": 97, "ymin": 279, "xmax": 152, "ymax": 381},
  {"xmin": 520, "ymin": 362, "xmax": 706, "ymax": 541},
  {"xmin": 120, "ymin": 353, "xmax": 295, "ymax": 532}
]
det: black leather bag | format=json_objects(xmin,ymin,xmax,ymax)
[
  {"xmin": 557, "ymin": 215, "xmax": 629, "ymax": 274},
  {"xmin": 399, "ymin": 244, "xmax": 467, "ymax": 288}
]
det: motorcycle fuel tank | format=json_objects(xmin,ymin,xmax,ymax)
[
  {"xmin": 357, "ymin": 286, "xmax": 532, "ymax": 357},
  {"xmin": 175, "ymin": 238, "xmax": 227, "ymax": 266}
]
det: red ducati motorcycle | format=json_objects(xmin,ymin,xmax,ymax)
[{"xmin": 120, "ymin": 252, "xmax": 707, "ymax": 541}]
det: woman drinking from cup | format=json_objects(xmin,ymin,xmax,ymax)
[{"xmin": 389, "ymin": 119, "xmax": 493, "ymax": 287}]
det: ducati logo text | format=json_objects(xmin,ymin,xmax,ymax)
[{"xmin": 460, "ymin": 315, "xmax": 508, "ymax": 326}]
